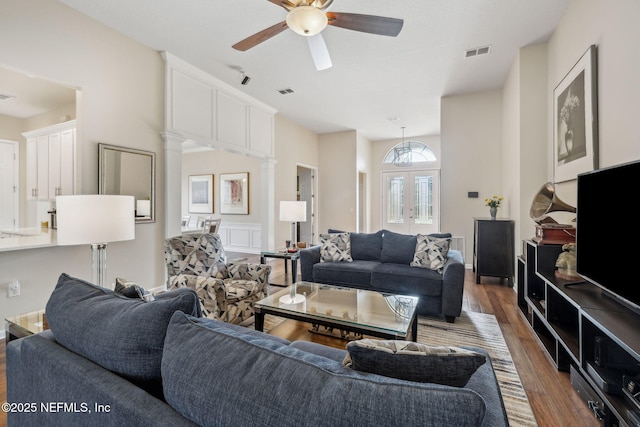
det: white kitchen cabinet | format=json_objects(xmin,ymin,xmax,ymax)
[{"xmin": 23, "ymin": 120, "xmax": 76, "ymax": 201}]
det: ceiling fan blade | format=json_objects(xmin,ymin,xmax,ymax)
[
  {"xmin": 326, "ymin": 12, "xmax": 403, "ymax": 37},
  {"xmin": 307, "ymin": 33, "xmax": 332, "ymax": 71},
  {"xmin": 232, "ymin": 21, "xmax": 288, "ymax": 51}
]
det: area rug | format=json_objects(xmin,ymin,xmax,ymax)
[{"xmin": 418, "ymin": 312, "xmax": 538, "ymax": 427}]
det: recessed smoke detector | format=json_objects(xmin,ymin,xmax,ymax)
[
  {"xmin": 465, "ymin": 45, "xmax": 492, "ymax": 58},
  {"xmin": 278, "ymin": 88, "xmax": 295, "ymax": 95}
]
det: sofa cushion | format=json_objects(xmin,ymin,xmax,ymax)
[
  {"xmin": 380, "ymin": 230, "xmax": 416, "ymax": 264},
  {"xmin": 350, "ymin": 230, "xmax": 383, "ymax": 261},
  {"xmin": 320, "ymin": 232, "xmax": 353, "ymax": 262},
  {"xmin": 45, "ymin": 273, "xmax": 201, "ymax": 398},
  {"xmin": 313, "ymin": 260, "xmax": 379, "ymax": 287},
  {"xmin": 410, "ymin": 234, "xmax": 452, "ymax": 273},
  {"xmin": 371, "ymin": 263, "xmax": 444, "ymax": 296},
  {"xmin": 344, "ymin": 339, "xmax": 486, "ymax": 387},
  {"xmin": 162, "ymin": 312, "xmax": 487, "ymax": 427}
]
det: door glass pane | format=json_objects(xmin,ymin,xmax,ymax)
[
  {"xmin": 387, "ymin": 176, "xmax": 404, "ymax": 223},
  {"xmin": 414, "ymin": 175, "xmax": 433, "ymax": 224}
]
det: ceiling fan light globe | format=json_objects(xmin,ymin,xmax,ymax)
[{"xmin": 286, "ymin": 6, "xmax": 328, "ymax": 36}]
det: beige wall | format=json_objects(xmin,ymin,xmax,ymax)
[
  {"xmin": 274, "ymin": 115, "xmax": 319, "ymax": 246},
  {"xmin": 0, "ymin": 0, "xmax": 165, "ymax": 321},
  {"xmin": 441, "ymin": 90, "xmax": 503, "ymax": 263},
  {"xmin": 181, "ymin": 151, "xmax": 262, "ymax": 224},
  {"xmin": 318, "ymin": 130, "xmax": 358, "ymax": 233},
  {"xmin": 549, "ymin": 0, "xmax": 640, "ymax": 202}
]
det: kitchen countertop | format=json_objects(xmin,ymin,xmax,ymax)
[{"xmin": 0, "ymin": 227, "xmax": 57, "ymax": 252}]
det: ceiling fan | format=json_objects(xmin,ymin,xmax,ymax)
[{"xmin": 232, "ymin": 0, "xmax": 403, "ymax": 71}]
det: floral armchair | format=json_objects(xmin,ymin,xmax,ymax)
[{"xmin": 163, "ymin": 233, "xmax": 271, "ymax": 324}]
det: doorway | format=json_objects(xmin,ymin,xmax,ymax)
[
  {"xmin": 381, "ymin": 169, "xmax": 440, "ymax": 234},
  {"xmin": 0, "ymin": 140, "xmax": 19, "ymax": 229},
  {"xmin": 297, "ymin": 164, "xmax": 317, "ymax": 244}
]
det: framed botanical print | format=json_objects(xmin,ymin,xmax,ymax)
[
  {"xmin": 188, "ymin": 174, "xmax": 213, "ymax": 213},
  {"xmin": 553, "ymin": 44, "xmax": 599, "ymax": 183},
  {"xmin": 220, "ymin": 172, "xmax": 249, "ymax": 215}
]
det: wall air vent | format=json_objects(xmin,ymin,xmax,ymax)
[
  {"xmin": 464, "ymin": 45, "xmax": 492, "ymax": 58},
  {"xmin": 0, "ymin": 94, "xmax": 16, "ymax": 101},
  {"xmin": 278, "ymin": 88, "xmax": 295, "ymax": 95}
]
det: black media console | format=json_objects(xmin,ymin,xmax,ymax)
[{"xmin": 518, "ymin": 240, "xmax": 640, "ymax": 427}]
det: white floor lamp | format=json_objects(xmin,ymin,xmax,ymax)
[
  {"xmin": 56, "ymin": 195, "xmax": 135, "ymax": 287},
  {"xmin": 279, "ymin": 201, "xmax": 307, "ymax": 250}
]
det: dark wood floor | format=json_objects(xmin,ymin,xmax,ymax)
[{"xmin": 0, "ymin": 253, "xmax": 599, "ymax": 427}]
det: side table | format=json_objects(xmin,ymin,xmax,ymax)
[
  {"xmin": 260, "ymin": 250, "xmax": 299, "ymax": 285},
  {"xmin": 5, "ymin": 309, "xmax": 48, "ymax": 342}
]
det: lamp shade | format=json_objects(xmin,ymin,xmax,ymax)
[
  {"xmin": 286, "ymin": 6, "xmax": 328, "ymax": 36},
  {"xmin": 56, "ymin": 195, "xmax": 135, "ymax": 245},
  {"xmin": 279, "ymin": 201, "xmax": 307, "ymax": 222}
]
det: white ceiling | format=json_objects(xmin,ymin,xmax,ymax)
[{"xmin": 20, "ymin": 0, "xmax": 570, "ymax": 141}]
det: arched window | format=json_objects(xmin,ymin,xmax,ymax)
[{"xmin": 383, "ymin": 141, "xmax": 437, "ymax": 166}]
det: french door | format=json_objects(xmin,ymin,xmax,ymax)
[{"xmin": 382, "ymin": 170, "xmax": 440, "ymax": 234}]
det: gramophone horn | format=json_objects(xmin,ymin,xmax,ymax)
[{"xmin": 529, "ymin": 182, "xmax": 576, "ymax": 223}]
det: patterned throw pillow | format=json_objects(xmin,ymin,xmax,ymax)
[
  {"xmin": 410, "ymin": 234, "xmax": 451, "ymax": 273},
  {"xmin": 343, "ymin": 339, "xmax": 486, "ymax": 387},
  {"xmin": 319, "ymin": 232, "xmax": 353, "ymax": 262}
]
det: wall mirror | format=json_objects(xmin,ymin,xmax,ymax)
[{"xmin": 99, "ymin": 143, "xmax": 156, "ymax": 223}]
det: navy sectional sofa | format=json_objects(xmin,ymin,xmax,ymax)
[
  {"xmin": 300, "ymin": 230, "xmax": 465, "ymax": 322},
  {"xmin": 6, "ymin": 274, "xmax": 508, "ymax": 426}
]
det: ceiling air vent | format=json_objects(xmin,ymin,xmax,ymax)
[
  {"xmin": 278, "ymin": 88, "xmax": 295, "ymax": 95},
  {"xmin": 0, "ymin": 94, "xmax": 16, "ymax": 101},
  {"xmin": 464, "ymin": 45, "xmax": 492, "ymax": 58}
]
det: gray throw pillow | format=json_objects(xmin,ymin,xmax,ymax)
[
  {"xmin": 343, "ymin": 339, "xmax": 486, "ymax": 387},
  {"xmin": 45, "ymin": 273, "xmax": 201, "ymax": 398}
]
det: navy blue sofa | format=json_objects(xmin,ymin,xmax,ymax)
[
  {"xmin": 300, "ymin": 230, "xmax": 465, "ymax": 322},
  {"xmin": 6, "ymin": 274, "xmax": 508, "ymax": 426}
]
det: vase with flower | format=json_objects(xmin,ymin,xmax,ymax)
[{"xmin": 484, "ymin": 196, "xmax": 503, "ymax": 219}]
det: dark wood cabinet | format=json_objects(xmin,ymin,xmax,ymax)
[{"xmin": 473, "ymin": 218, "xmax": 515, "ymax": 287}]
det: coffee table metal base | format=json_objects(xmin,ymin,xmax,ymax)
[{"xmin": 254, "ymin": 306, "xmax": 418, "ymax": 342}]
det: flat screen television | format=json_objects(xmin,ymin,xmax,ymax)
[{"xmin": 576, "ymin": 159, "xmax": 640, "ymax": 314}]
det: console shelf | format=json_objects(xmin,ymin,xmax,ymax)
[{"xmin": 518, "ymin": 240, "xmax": 640, "ymax": 427}]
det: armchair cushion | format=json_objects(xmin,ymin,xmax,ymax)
[{"xmin": 167, "ymin": 275, "xmax": 223, "ymax": 319}]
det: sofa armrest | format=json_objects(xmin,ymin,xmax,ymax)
[
  {"xmin": 441, "ymin": 249, "xmax": 465, "ymax": 321},
  {"xmin": 299, "ymin": 246, "xmax": 321, "ymax": 281}
]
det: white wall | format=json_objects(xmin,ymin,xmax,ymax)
[
  {"xmin": 441, "ymin": 91, "xmax": 503, "ymax": 263},
  {"xmin": 0, "ymin": 0, "xmax": 165, "ymax": 321}
]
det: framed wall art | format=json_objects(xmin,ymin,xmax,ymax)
[
  {"xmin": 188, "ymin": 174, "xmax": 213, "ymax": 213},
  {"xmin": 220, "ymin": 172, "xmax": 249, "ymax": 215},
  {"xmin": 553, "ymin": 44, "xmax": 599, "ymax": 183}
]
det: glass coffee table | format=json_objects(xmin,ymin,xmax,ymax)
[{"xmin": 254, "ymin": 282, "xmax": 419, "ymax": 341}]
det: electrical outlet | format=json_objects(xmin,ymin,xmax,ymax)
[{"xmin": 8, "ymin": 280, "xmax": 20, "ymax": 298}]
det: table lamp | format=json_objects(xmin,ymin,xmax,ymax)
[
  {"xmin": 279, "ymin": 201, "xmax": 306, "ymax": 250},
  {"xmin": 56, "ymin": 195, "xmax": 135, "ymax": 287}
]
